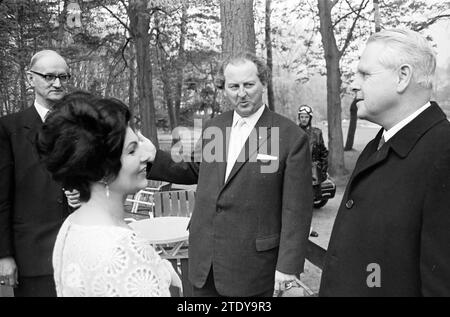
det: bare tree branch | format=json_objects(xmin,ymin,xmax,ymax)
[
  {"xmin": 121, "ymin": 37, "xmax": 132, "ymax": 69},
  {"xmin": 331, "ymin": 0, "xmax": 340, "ymax": 9},
  {"xmin": 339, "ymin": 0, "xmax": 370, "ymax": 57},
  {"xmin": 101, "ymin": 4, "xmax": 130, "ymax": 32},
  {"xmin": 413, "ymin": 14, "xmax": 450, "ymax": 31},
  {"xmin": 332, "ymin": 10, "xmax": 355, "ymax": 28},
  {"xmin": 333, "ymin": 0, "xmax": 371, "ymax": 30}
]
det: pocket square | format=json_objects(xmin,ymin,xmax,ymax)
[{"xmin": 256, "ymin": 153, "xmax": 278, "ymax": 161}]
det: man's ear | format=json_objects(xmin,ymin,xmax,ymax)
[
  {"xmin": 262, "ymin": 83, "xmax": 267, "ymax": 92},
  {"xmin": 26, "ymin": 72, "xmax": 35, "ymax": 88},
  {"xmin": 397, "ymin": 64, "xmax": 412, "ymax": 93}
]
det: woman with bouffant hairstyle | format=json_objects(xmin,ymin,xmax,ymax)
[{"xmin": 36, "ymin": 91, "xmax": 181, "ymax": 297}]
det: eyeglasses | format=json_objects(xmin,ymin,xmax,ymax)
[{"xmin": 29, "ymin": 70, "xmax": 71, "ymax": 83}]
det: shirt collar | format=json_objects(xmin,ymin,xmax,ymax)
[
  {"xmin": 383, "ymin": 102, "xmax": 431, "ymax": 142},
  {"xmin": 232, "ymin": 104, "xmax": 266, "ymax": 129},
  {"xmin": 34, "ymin": 100, "xmax": 50, "ymax": 122}
]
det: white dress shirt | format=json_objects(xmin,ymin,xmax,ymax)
[
  {"xmin": 34, "ymin": 101, "xmax": 51, "ymax": 123},
  {"xmin": 225, "ymin": 105, "xmax": 266, "ymax": 181},
  {"xmin": 383, "ymin": 102, "xmax": 431, "ymax": 141}
]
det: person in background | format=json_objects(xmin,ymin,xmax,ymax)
[
  {"xmin": 298, "ymin": 105, "xmax": 329, "ymax": 204},
  {"xmin": 0, "ymin": 50, "xmax": 76, "ymax": 296}
]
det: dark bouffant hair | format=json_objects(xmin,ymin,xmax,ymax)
[{"xmin": 36, "ymin": 91, "xmax": 131, "ymax": 202}]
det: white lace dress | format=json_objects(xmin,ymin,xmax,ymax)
[{"xmin": 53, "ymin": 218, "xmax": 173, "ymax": 297}]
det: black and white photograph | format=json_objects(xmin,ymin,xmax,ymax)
[{"xmin": 0, "ymin": 0, "xmax": 449, "ymax": 300}]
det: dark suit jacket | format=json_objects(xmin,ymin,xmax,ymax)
[
  {"xmin": 0, "ymin": 106, "xmax": 71, "ymax": 277},
  {"xmin": 148, "ymin": 107, "xmax": 313, "ymax": 296},
  {"xmin": 320, "ymin": 102, "xmax": 450, "ymax": 296}
]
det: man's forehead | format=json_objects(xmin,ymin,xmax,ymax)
[
  {"xmin": 224, "ymin": 60, "xmax": 258, "ymax": 81},
  {"xmin": 358, "ymin": 42, "xmax": 385, "ymax": 66},
  {"xmin": 33, "ymin": 54, "xmax": 68, "ymax": 71}
]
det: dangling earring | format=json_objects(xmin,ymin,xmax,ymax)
[{"xmin": 101, "ymin": 180, "xmax": 110, "ymax": 198}]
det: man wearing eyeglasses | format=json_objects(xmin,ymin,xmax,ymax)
[{"xmin": 0, "ymin": 50, "xmax": 74, "ymax": 296}]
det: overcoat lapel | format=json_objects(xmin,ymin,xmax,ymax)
[
  {"xmin": 349, "ymin": 128, "xmax": 389, "ymax": 181},
  {"xmin": 348, "ymin": 103, "xmax": 447, "ymax": 189}
]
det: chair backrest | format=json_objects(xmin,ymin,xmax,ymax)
[
  {"xmin": 147, "ymin": 180, "xmax": 171, "ymax": 191},
  {"xmin": 153, "ymin": 190, "xmax": 196, "ymax": 217},
  {"xmin": 125, "ymin": 181, "xmax": 172, "ymax": 215}
]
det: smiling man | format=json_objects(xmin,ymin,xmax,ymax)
[
  {"xmin": 0, "ymin": 50, "xmax": 73, "ymax": 296},
  {"xmin": 320, "ymin": 29, "xmax": 450, "ymax": 297},
  {"xmin": 143, "ymin": 52, "xmax": 313, "ymax": 297}
]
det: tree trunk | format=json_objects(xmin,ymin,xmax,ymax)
[
  {"xmin": 344, "ymin": 97, "xmax": 358, "ymax": 151},
  {"xmin": 128, "ymin": 41, "xmax": 136, "ymax": 127},
  {"xmin": 174, "ymin": 1, "xmax": 188, "ymax": 128},
  {"xmin": 57, "ymin": 0, "xmax": 68, "ymax": 49},
  {"xmin": 318, "ymin": 0, "xmax": 346, "ymax": 176},
  {"xmin": 129, "ymin": 0, "xmax": 159, "ymax": 147},
  {"xmin": 16, "ymin": 3, "xmax": 27, "ymax": 111},
  {"xmin": 373, "ymin": 0, "xmax": 381, "ymax": 32},
  {"xmin": 220, "ymin": 0, "xmax": 256, "ymax": 58},
  {"xmin": 104, "ymin": 63, "xmax": 115, "ymax": 98},
  {"xmin": 162, "ymin": 71, "xmax": 176, "ymax": 131},
  {"xmin": 154, "ymin": 11, "xmax": 176, "ymax": 131},
  {"xmin": 265, "ymin": 0, "xmax": 275, "ymax": 111}
]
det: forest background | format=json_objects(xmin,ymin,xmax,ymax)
[{"xmin": 1, "ymin": 0, "xmax": 449, "ymax": 176}]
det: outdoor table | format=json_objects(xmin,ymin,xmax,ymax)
[{"xmin": 129, "ymin": 216, "xmax": 189, "ymax": 257}]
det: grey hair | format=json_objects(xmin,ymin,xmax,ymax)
[
  {"xmin": 29, "ymin": 50, "xmax": 64, "ymax": 70},
  {"xmin": 367, "ymin": 28, "xmax": 436, "ymax": 89}
]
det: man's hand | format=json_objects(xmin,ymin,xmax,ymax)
[
  {"xmin": 273, "ymin": 270, "xmax": 301, "ymax": 297},
  {"xmin": 64, "ymin": 189, "xmax": 81, "ymax": 209},
  {"xmin": 136, "ymin": 130, "xmax": 157, "ymax": 162},
  {"xmin": 0, "ymin": 257, "xmax": 18, "ymax": 288}
]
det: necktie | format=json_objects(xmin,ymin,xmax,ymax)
[
  {"xmin": 44, "ymin": 108, "xmax": 53, "ymax": 122},
  {"xmin": 225, "ymin": 118, "xmax": 247, "ymax": 181},
  {"xmin": 377, "ymin": 135, "xmax": 385, "ymax": 151}
]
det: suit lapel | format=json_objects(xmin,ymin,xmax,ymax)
[
  {"xmin": 222, "ymin": 107, "xmax": 273, "ymax": 187},
  {"xmin": 23, "ymin": 106, "xmax": 43, "ymax": 147},
  {"xmin": 214, "ymin": 111, "xmax": 233, "ymax": 185}
]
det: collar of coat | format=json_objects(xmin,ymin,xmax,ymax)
[{"xmin": 385, "ymin": 102, "xmax": 446, "ymax": 158}]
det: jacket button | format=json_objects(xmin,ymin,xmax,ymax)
[{"xmin": 345, "ymin": 199, "xmax": 354, "ymax": 209}]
